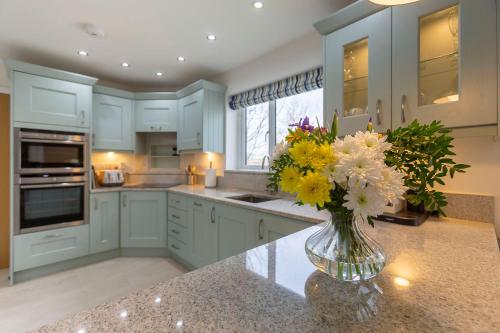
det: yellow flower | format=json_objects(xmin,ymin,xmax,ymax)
[
  {"xmin": 286, "ymin": 128, "xmax": 304, "ymax": 144},
  {"xmin": 311, "ymin": 143, "xmax": 337, "ymax": 170},
  {"xmin": 279, "ymin": 166, "xmax": 301, "ymax": 193},
  {"xmin": 289, "ymin": 140, "xmax": 316, "ymax": 168},
  {"xmin": 296, "ymin": 171, "xmax": 332, "ymax": 208}
]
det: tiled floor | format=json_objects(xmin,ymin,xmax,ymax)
[{"xmin": 0, "ymin": 257, "xmax": 187, "ymax": 333}]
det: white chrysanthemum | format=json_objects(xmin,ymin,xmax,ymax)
[
  {"xmin": 354, "ymin": 131, "xmax": 392, "ymax": 159},
  {"xmin": 271, "ymin": 141, "xmax": 289, "ymax": 162},
  {"xmin": 336, "ymin": 153, "xmax": 383, "ymax": 188},
  {"xmin": 333, "ymin": 135, "xmax": 358, "ymax": 158},
  {"xmin": 377, "ymin": 166, "xmax": 407, "ymax": 203},
  {"xmin": 343, "ymin": 185, "xmax": 386, "ymax": 219}
]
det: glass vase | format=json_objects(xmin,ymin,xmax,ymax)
[{"xmin": 305, "ymin": 211, "xmax": 386, "ymax": 282}]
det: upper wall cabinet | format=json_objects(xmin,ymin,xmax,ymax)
[
  {"xmin": 392, "ymin": 0, "xmax": 497, "ymax": 129},
  {"xmin": 12, "ymin": 72, "xmax": 92, "ymax": 130},
  {"xmin": 93, "ymin": 94, "xmax": 134, "ymax": 151},
  {"xmin": 135, "ymin": 100, "xmax": 177, "ymax": 132},
  {"xmin": 177, "ymin": 81, "xmax": 226, "ymax": 153},
  {"xmin": 324, "ymin": 8, "xmax": 392, "ymax": 136}
]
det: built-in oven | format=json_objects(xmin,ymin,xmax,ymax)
[
  {"xmin": 14, "ymin": 128, "xmax": 88, "ymax": 174},
  {"xmin": 14, "ymin": 174, "xmax": 89, "ymax": 235}
]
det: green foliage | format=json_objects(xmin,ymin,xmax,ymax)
[{"xmin": 385, "ymin": 120, "xmax": 470, "ymax": 216}]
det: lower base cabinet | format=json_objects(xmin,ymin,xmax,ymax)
[
  {"xmin": 257, "ymin": 213, "xmax": 310, "ymax": 243},
  {"xmin": 13, "ymin": 225, "xmax": 90, "ymax": 272},
  {"xmin": 189, "ymin": 198, "xmax": 217, "ymax": 267},
  {"xmin": 90, "ymin": 192, "xmax": 120, "ymax": 254},
  {"xmin": 120, "ymin": 191, "xmax": 167, "ymax": 248}
]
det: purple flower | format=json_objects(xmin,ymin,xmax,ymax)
[{"xmin": 290, "ymin": 117, "xmax": 315, "ymax": 132}]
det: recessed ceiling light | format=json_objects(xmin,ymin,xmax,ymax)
[
  {"xmin": 253, "ymin": 1, "xmax": 264, "ymax": 9},
  {"xmin": 77, "ymin": 50, "xmax": 88, "ymax": 56},
  {"xmin": 156, "ymin": 72, "xmax": 163, "ymax": 77},
  {"xmin": 206, "ymin": 34, "xmax": 217, "ymax": 41},
  {"xmin": 177, "ymin": 56, "xmax": 185, "ymax": 62},
  {"xmin": 121, "ymin": 62, "xmax": 130, "ymax": 68}
]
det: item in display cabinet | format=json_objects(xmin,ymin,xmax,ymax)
[{"xmin": 97, "ymin": 169, "xmax": 125, "ymax": 187}]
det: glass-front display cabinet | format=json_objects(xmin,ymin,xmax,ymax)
[
  {"xmin": 324, "ymin": 8, "xmax": 391, "ymax": 136},
  {"xmin": 392, "ymin": 0, "xmax": 497, "ymax": 129}
]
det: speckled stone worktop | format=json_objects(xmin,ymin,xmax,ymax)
[{"xmin": 34, "ymin": 214, "xmax": 499, "ymax": 332}]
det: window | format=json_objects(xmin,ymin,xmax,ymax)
[{"xmin": 241, "ymin": 89, "xmax": 323, "ymax": 169}]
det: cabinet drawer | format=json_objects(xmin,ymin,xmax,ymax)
[
  {"xmin": 168, "ymin": 221, "xmax": 188, "ymax": 244},
  {"xmin": 168, "ymin": 193, "xmax": 187, "ymax": 210},
  {"xmin": 168, "ymin": 207, "xmax": 188, "ymax": 228},
  {"xmin": 168, "ymin": 236, "xmax": 189, "ymax": 261},
  {"xmin": 13, "ymin": 225, "xmax": 89, "ymax": 272}
]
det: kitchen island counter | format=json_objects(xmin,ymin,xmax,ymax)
[{"xmin": 34, "ymin": 216, "xmax": 500, "ymax": 332}]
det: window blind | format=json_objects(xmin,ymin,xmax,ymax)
[{"xmin": 228, "ymin": 67, "xmax": 323, "ymax": 110}]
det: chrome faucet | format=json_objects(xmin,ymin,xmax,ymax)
[{"xmin": 261, "ymin": 155, "xmax": 270, "ymax": 169}]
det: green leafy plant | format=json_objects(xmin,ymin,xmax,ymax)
[{"xmin": 385, "ymin": 120, "xmax": 470, "ymax": 216}]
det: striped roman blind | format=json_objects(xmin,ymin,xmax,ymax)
[{"xmin": 228, "ymin": 67, "xmax": 323, "ymax": 110}]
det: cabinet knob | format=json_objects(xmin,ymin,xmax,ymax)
[
  {"xmin": 376, "ymin": 99, "xmax": 382, "ymax": 126},
  {"xmin": 401, "ymin": 95, "xmax": 407, "ymax": 123}
]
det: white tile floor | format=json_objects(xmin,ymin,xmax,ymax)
[{"xmin": 0, "ymin": 257, "xmax": 187, "ymax": 333}]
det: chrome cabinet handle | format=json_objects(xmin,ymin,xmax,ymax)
[
  {"xmin": 122, "ymin": 194, "xmax": 127, "ymax": 207},
  {"xmin": 258, "ymin": 219, "xmax": 264, "ymax": 240},
  {"xmin": 43, "ymin": 233, "xmax": 64, "ymax": 239},
  {"xmin": 171, "ymin": 229, "xmax": 180, "ymax": 235},
  {"xmin": 210, "ymin": 207, "xmax": 215, "ymax": 224},
  {"xmin": 401, "ymin": 95, "xmax": 407, "ymax": 123},
  {"xmin": 94, "ymin": 197, "xmax": 99, "ymax": 210},
  {"xmin": 92, "ymin": 133, "xmax": 95, "ymax": 147},
  {"xmin": 193, "ymin": 202, "xmax": 202, "ymax": 207},
  {"xmin": 171, "ymin": 214, "xmax": 180, "ymax": 219},
  {"xmin": 196, "ymin": 132, "xmax": 201, "ymax": 145},
  {"xmin": 80, "ymin": 110, "xmax": 86, "ymax": 124},
  {"xmin": 171, "ymin": 244, "xmax": 180, "ymax": 250},
  {"xmin": 376, "ymin": 99, "xmax": 382, "ymax": 126}
]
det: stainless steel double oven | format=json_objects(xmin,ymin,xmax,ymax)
[{"xmin": 14, "ymin": 128, "xmax": 89, "ymax": 235}]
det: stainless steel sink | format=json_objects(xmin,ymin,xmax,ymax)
[{"xmin": 226, "ymin": 194, "xmax": 278, "ymax": 204}]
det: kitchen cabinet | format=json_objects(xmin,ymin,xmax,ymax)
[
  {"xmin": 188, "ymin": 197, "xmax": 217, "ymax": 267},
  {"xmin": 214, "ymin": 203, "xmax": 258, "ymax": 261},
  {"xmin": 12, "ymin": 71, "xmax": 92, "ymax": 129},
  {"xmin": 120, "ymin": 192, "xmax": 167, "ymax": 248},
  {"xmin": 177, "ymin": 85, "xmax": 225, "ymax": 153},
  {"xmin": 257, "ymin": 213, "xmax": 310, "ymax": 244},
  {"xmin": 93, "ymin": 94, "xmax": 134, "ymax": 151},
  {"xmin": 324, "ymin": 8, "xmax": 392, "ymax": 135},
  {"xmin": 13, "ymin": 225, "xmax": 90, "ymax": 272},
  {"xmin": 135, "ymin": 100, "xmax": 177, "ymax": 132},
  {"xmin": 392, "ymin": 0, "xmax": 497, "ymax": 129},
  {"xmin": 167, "ymin": 193, "xmax": 190, "ymax": 262},
  {"xmin": 90, "ymin": 192, "xmax": 120, "ymax": 254}
]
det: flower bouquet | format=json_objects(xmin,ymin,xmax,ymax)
[{"xmin": 268, "ymin": 115, "xmax": 406, "ymax": 281}]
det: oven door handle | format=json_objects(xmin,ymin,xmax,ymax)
[
  {"xmin": 20, "ymin": 138, "xmax": 86, "ymax": 145},
  {"xmin": 20, "ymin": 182, "xmax": 86, "ymax": 189}
]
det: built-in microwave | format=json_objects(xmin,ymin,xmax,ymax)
[{"xmin": 14, "ymin": 128, "xmax": 88, "ymax": 174}]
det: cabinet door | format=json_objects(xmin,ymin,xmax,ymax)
[
  {"xmin": 188, "ymin": 198, "xmax": 216, "ymax": 267},
  {"xmin": 135, "ymin": 100, "xmax": 177, "ymax": 132},
  {"xmin": 178, "ymin": 90, "xmax": 204, "ymax": 151},
  {"xmin": 324, "ymin": 8, "xmax": 391, "ymax": 136},
  {"xmin": 93, "ymin": 94, "xmax": 134, "ymax": 151},
  {"xmin": 120, "ymin": 192, "xmax": 167, "ymax": 248},
  {"xmin": 392, "ymin": 0, "xmax": 497, "ymax": 129},
  {"xmin": 13, "ymin": 72, "xmax": 91, "ymax": 128},
  {"xmin": 90, "ymin": 192, "xmax": 119, "ymax": 254},
  {"xmin": 257, "ymin": 213, "xmax": 309, "ymax": 244},
  {"xmin": 215, "ymin": 204, "xmax": 258, "ymax": 261}
]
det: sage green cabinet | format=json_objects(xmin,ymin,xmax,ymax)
[
  {"xmin": 93, "ymin": 94, "xmax": 134, "ymax": 151},
  {"xmin": 324, "ymin": 8, "xmax": 392, "ymax": 136},
  {"xmin": 177, "ymin": 87, "xmax": 225, "ymax": 153},
  {"xmin": 135, "ymin": 100, "xmax": 177, "ymax": 132},
  {"xmin": 13, "ymin": 225, "xmax": 90, "ymax": 272},
  {"xmin": 167, "ymin": 193, "xmax": 190, "ymax": 263},
  {"xmin": 13, "ymin": 71, "xmax": 92, "ymax": 129},
  {"xmin": 257, "ymin": 213, "xmax": 310, "ymax": 244},
  {"xmin": 90, "ymin": 192, "xmax": 120, "ymax": 254},
  {"xmin": 392, "ymin": 0, "xmax": 497, "ymax": 129},
  {"xmin": 214, "ymin": 204, "xmax": 259, "ymax": 261},
  {"xmin": 188, "ymin": 198, "xmax": 217, "ymax": 267},
  {"xmin": 120, "ymin": 192, "xmax": 167, "ymax": 248}
]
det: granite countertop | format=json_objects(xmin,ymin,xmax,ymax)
[{"xmin": 34, "ymin": 216, "xmax": 500, "ymax": 332}]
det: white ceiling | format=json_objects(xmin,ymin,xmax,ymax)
[{"xmin": 0, "ymin": 0, "xmax": 352, "ymax": 90}]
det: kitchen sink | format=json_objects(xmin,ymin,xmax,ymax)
[{"xmin": 226, "ymin": 194, "xmax": 278, "ymax": 204}]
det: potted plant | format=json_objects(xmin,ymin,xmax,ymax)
[{"xmin": 385, "ymin": 120, "xmax": 470, "ymax": 216}]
